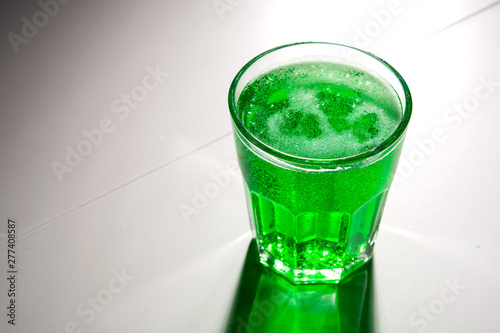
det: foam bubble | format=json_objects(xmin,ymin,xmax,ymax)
[{"xmin": 238, "ymin": 61, "xmax": 402, "ymax": 159}]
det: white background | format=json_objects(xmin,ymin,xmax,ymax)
[{"xmin": 1, "ymin": 0, "xmax": 499, "ymax": 332}]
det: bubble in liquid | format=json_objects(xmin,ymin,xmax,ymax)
[
  {"xmin": 353, "ymin": 113, "xmax": 380, "ymax": 143},
  {"xmin": 279, "ymin": 110, "xmax": 322, "ymax": 139},
  {"xmin": 237, "ymin": 60, "xmax": 402, "ymax": 159},
  {"xmin": 267, "ymin": 89, "xmax": 289, "ymax": 110}
]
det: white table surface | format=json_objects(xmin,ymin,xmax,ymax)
[{"xmin": 1, "ymin": 0, "xmax": 499, "ymax": 332}]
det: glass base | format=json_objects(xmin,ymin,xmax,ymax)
[
  {"xmin": 246, "ymin": 187, "xmax": 388, "ymax": 284},
  {"xmin": 258, "ymin": 243, "xmax": 373, "ymax": 284}
]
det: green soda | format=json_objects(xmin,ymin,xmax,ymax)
[{"xmin": 231, "ymin": 53, "xmax": 409, "ymax": 284}]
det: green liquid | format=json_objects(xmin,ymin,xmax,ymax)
[{"xmin": 235, "ymin": 61, "xmax": 404, "ymax": 283}]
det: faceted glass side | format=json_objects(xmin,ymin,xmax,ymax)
[{"xmin": 247, "ymin": 189, "xmax": 389, "ymax": 284}]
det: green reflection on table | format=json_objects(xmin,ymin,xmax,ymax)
[{"xmin": 227, "ymin": 239, "xmax": 373, "ymax": 333}]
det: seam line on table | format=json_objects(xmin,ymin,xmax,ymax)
[
  {"xmin": 3, "ymin": 131, "xmax": 233, "ymax": 246},
  {"xmin": 425, "ymin": 0, "xmax": 500, "ymax": 39}
]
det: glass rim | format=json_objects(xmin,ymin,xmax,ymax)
[{"xmin": 228, "ymin": 41, "xmax": 412, "ymax": 167}]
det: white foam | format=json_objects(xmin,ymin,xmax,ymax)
[
  {"xmin": 265, "ymin": 94, "xmax": 400, "ymax": 158},
  {"xmin": 245, "ymin": 61, "xmax": 402, "ymax": 159}
]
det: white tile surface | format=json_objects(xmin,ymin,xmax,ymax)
[{"xmin": 1, "ymin": 0, "xmax": 499, "ymax": 332}]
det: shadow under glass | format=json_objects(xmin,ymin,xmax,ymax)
[{"xmin": 226, "ymin": 239, "xmax": 374, "ymax": 333}]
